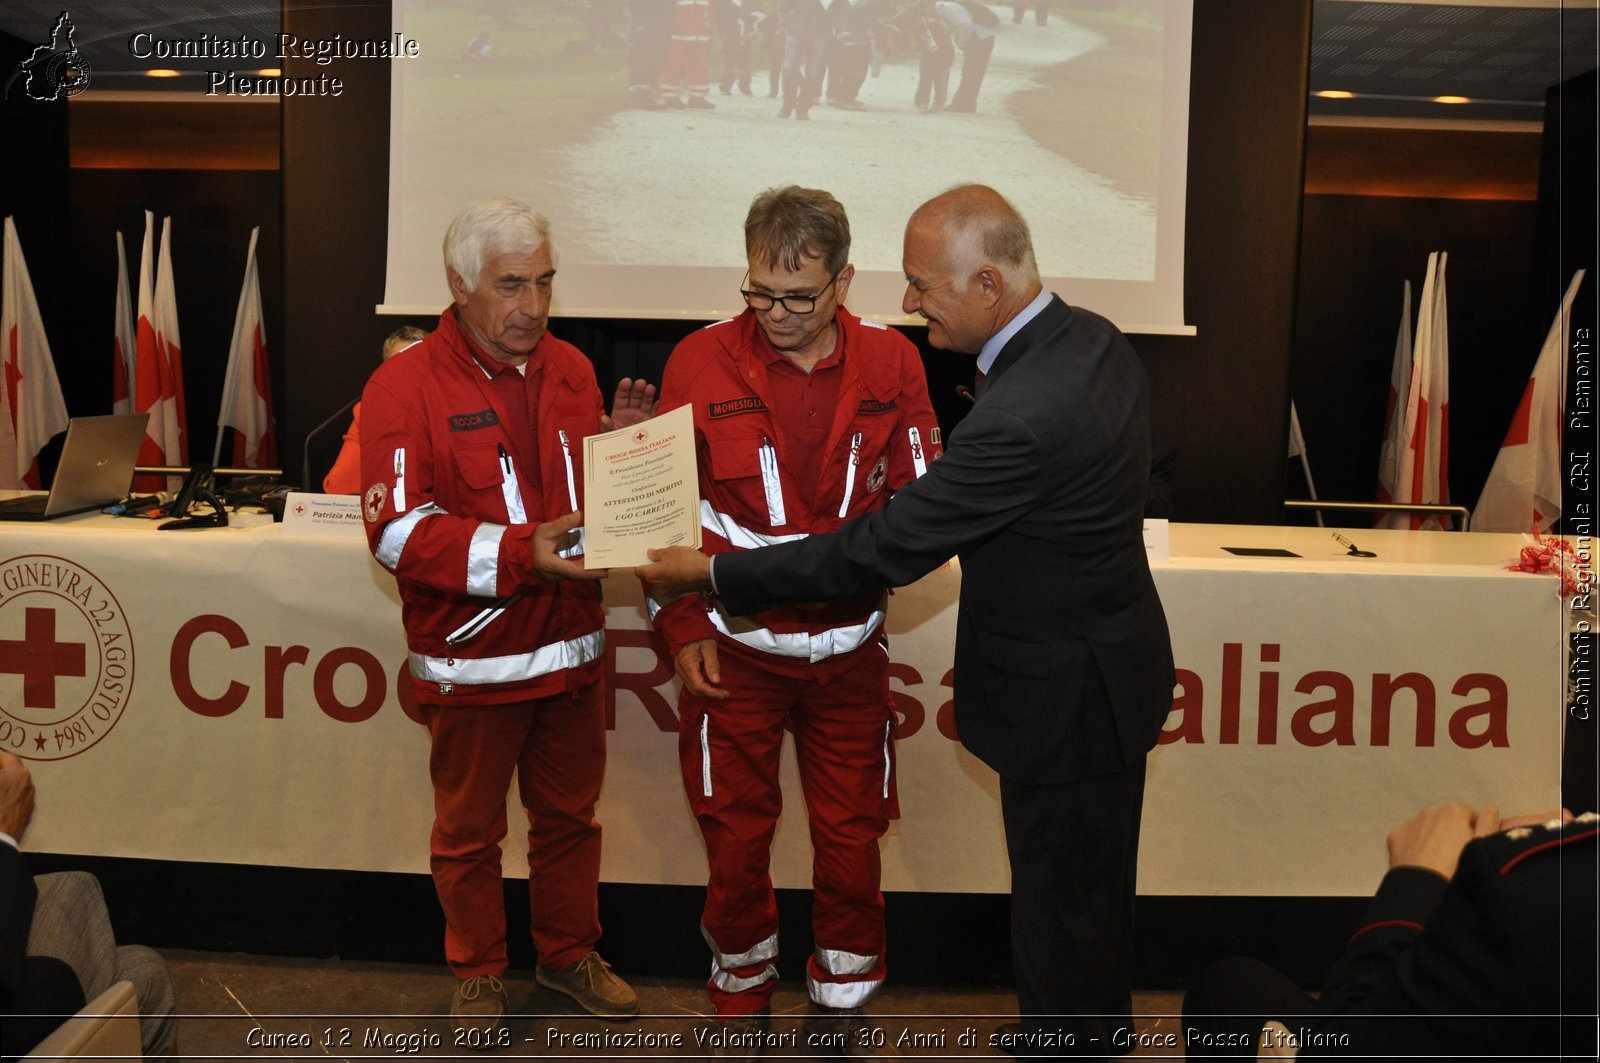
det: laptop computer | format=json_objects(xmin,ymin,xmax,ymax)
[{"xmin": 0, "ymin": 413, "xmax": 150, "ymax": 521}]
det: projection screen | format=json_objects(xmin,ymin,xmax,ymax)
[{"xmin": 382, "ymin": 0, "xmax": 1194, "ymax": 334}]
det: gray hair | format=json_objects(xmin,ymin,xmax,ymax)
[
  {"xmin": 926, "ymin": 184, "xmax": 1040, "ymax": 291},
  {"xmin": 744, "ymin": 186, "xmax": 851, "ymax": 277},
  {"xmin": 382, "ymin": 325, "xmax": 427, "ymax": 359},
  {"xmin": 443, "ymin": 198, "xmax": 558, "ymax": 292}
]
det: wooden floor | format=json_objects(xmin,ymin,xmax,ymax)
[{"xmin": 163, "ymin": 949, "xmax": 1190, "ymax": 1060}]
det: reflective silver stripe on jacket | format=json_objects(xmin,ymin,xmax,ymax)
[
  {"xmin": 706, "ymin": 597, "xmax": 884, "ymax": 663},
  {"xmin": 759, "ymin": 439, "xmax": 786, "ymax": 527},
  {"xmin": 700, "ymin": 501, "xmax": 807, "ymax": 551},
  {"xmin": 703, "ymin": 926, "xmax": 778, "ymax": 970},
  {"xmin": 466, "ymin": 523, "xmax": 506, "ymax": 597},
  {"xmin": 838, "ymin": 431, "xmax": 863, "ymax": 519},
  {"xmin": 375, "ymin": 502, "xmax": 445, "ymax": 570},
  {"xmin": 909, "ymin": 426, "xmax": 928, "ymax": 478},
  {"xmin": 409, "ymin": 628, "xmax": 604, "ymax": 685},
  {"xmin": 498, "ymin": 449, "xmax": 527, "ymax": 525},
  {"xmin": 557, "ymin": 525, "xmax": 586, "ymax": 560},
  {"xmin": 808, "ymin": 947, "xmax": 882, "ymax": 1009}
]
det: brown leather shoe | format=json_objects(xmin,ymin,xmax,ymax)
[
  {"xmin": 702, "ymin": 1009, "xmax": 771, "ymax": 1060},
  {"xmin": 806, "ymin": 1005, "xmax": 902, "ymax": 1061},
  {"xmin": 535, "ymin": 950, "xmax": 639, "ymax": 1019},
  {"xmin": 449, "ymin": 975, "xmax": 509, "ymax": 1051}
]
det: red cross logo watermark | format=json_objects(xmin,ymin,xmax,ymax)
[{"xmin": 0, "ymin": 555, "xmax": 133, "ymax": 760}]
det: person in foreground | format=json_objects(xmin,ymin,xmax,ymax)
[
  {"xmin": 359, "ymin": 198, "xmax": 655, "ymax": 1042},
  {"xmin": 637, "ymin": 184, "xmax": 1176, "ymax": 1057},
  {"xmin": 0, "ymin": 752, "xmax": 179, "ymax": 1059},
  {"xmin": 1183, "ymin": 801, "xmax": 1598, "ymax": 1061},
  {"xmin": 642, "ymin": 186, "xmax": 942, "ymax": 1058}
]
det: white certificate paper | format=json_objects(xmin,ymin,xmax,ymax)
[{"xmin": 581, "ymin": 403, "xmax": 701, "ymax": 568}]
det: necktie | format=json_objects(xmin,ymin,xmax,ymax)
[{"xmin": 974, "ymin": 367, "xmax": 987, "ymax": 398}]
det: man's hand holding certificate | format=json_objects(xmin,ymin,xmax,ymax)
[{"xmin": 581, "ymin": 403, "xmax": 700, "ymax": 568}]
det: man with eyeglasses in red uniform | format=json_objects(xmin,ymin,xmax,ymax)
[{"xmin": 642, "ymin": 186, "xmax": 941, "ymax": 1059}]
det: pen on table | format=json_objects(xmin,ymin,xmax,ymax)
[{"xmin": 105, "ymin": 496, "xmax": 162, "ymax": 516}]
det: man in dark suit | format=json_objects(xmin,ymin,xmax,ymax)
[{"xmin": 636, "ymin": 184, "xmax": 1176, "ymax": 1054}]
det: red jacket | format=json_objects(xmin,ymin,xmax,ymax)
[
  {"xmin": 360, "ymin": 308, "xmax": 606, "ymax": 705},
  {"xmin": 649, "ymin": 308, "xmax": 941, "ymax": 672}
]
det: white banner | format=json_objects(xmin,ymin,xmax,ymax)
[{"xmin": 6, "ymin": 518, "xmax": 1563, "ymax": 896}]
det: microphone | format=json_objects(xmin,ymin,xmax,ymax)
[
  {"xmin": 301, "ymin": 395, "xmax": 360, "ymax": 489},
  {"xmin": 954, "ymin": 384, "xmax": 975, "ymax": 404}
]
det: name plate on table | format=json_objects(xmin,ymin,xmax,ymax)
[
  {"xmin": 281, "ymin": 492, "xmax": 365, "ymax": 537},
  {"xmin": 1143, "ymin": 518, "xmax": 1171, "ymax": 563}
]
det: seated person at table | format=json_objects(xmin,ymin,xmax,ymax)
[
  {"xmin": 1183, "ymin": 800, "xmax": 1597, "ymax": 1059},
  {"xmin": 322, "ymin": 325, "xmax": 428, "ymax": 494},
  {"xmin": 0, "ymin": 752, "xmax": 179, "ymax": 1060}
]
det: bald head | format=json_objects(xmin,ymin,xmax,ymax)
[
  {"xmin": 901, "ymin": 185, "xmax": 1043, "ymax": 353},
  {"xmin": 910, "ymin": 185, "xmax": 1040, "ymax": 294}
]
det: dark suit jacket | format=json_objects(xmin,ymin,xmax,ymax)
[
  {"xmin": 716, "ymin": 296, "xmax": 1175, "ymax": 783},
  {"xmin": 1308, "ymin": 816, "xmax": 1599, "ymax": 1058},
  {"xmin": 1, "ymin": 843, "xmax": 86, "ymax": 1058}
]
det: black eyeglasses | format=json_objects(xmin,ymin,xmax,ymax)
[{"xmin": 740, "ymin": 270, "xmax": 840, "ymax": 315}]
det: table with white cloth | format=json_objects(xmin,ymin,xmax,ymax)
[{"xmin": 3, "ymin": 513, "xmax": 1565, "ymax": 897}]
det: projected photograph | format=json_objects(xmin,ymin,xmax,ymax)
[{"xmin": 386, "ymin": 1, "xmax": 1191, "ymax": 331}]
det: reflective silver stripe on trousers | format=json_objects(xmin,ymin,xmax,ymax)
[
  {"xmin": 375, "ymin": 502, "xmax": 445, "ymax": 570},
  {"xmin": 465, "ymin": 523, "xmax": 506, "ymax": 597},
  {"xmin": 882, "ymin": 719, "xmax": 893, "ymax": 799},
  {"xmin": 706, "ymin": 597, "xmax": 885, "ymax": 664},
  {"xmin": 409, "ymin": 628, "xmax": 604, "ymax": 684},
  {"xmin": 700, "ymin": 501, "xmax": 808, "ymax": 551},
  {"xmin": 703, "ymin": 925, "xmax": 778, "ymax": 970},
  {"xmin": 710, "ymin": 959, "xmax": 778, "ymax": 995},
  {"xmin": 700, "ymin": 714, "xmax": 712, "ymax": 797},
  {"xmin": 808, "ymin": 947, "xmax": 882, "ymax": 1009}
]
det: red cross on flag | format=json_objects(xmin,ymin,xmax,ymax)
[
  {"xmin": 214, "ymin": 227, "xmax": 276, "ymax": 468},
  {"xmin": 0, "ymin": 216, "xmax": 71, "ymax": 490},
  {"xmin": 1473, "ymin": 269, "xmax": 1586, "ymax": 533}
]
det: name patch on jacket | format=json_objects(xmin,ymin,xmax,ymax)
[
  {"xmin": 708, "ymin": 396, "xmax": 768, "ymax": 419},
  {"xmin": 448, "ymin": 408, "xmax": 501, "ymax": 432},
  {"xmin": 857, "ymin": 399, "xmax": 898, "ymax": 416}
]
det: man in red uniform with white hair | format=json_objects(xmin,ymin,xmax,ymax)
[
  {"xmin": 644, "ymin": 186, "xmax": 941, "ymax": 1058},
  {"xmin": 360, "ymin": 197, "xmax": 655, "ymax": 1042}
]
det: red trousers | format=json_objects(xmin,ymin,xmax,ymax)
[
  {"xmin": 678, "ymin": 644, "xmax": 898, "ymax": 1015},
  {"xmin": 421, "ymin": 682, "xmax": 606, "ymax": 978}
]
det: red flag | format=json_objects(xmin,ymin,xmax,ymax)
[
  {"xmin": 215, "ymin": 227, "xmax": 276, "ymax": 468},
  {"xmin": 1382, "ymin": 252, "xmax": 1450, "ymax": 530},
  {"xmin": 134, "ymin": 212, "xmax": 186, "ymax": 491},
  {"xmin": 1473, "ymin": 269, "xmax": 1586, "ymax": 533},
  {"xmin": 0, "ymin": 217, "xmax": 71, "ymax": 490},
  {"xmin": 113, "ymin": 231, "xmax": 135, "ymax": 415},
  {"xmin": 1375, "ymin": 278, "xmax": 1412, "ymax": 508}
]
